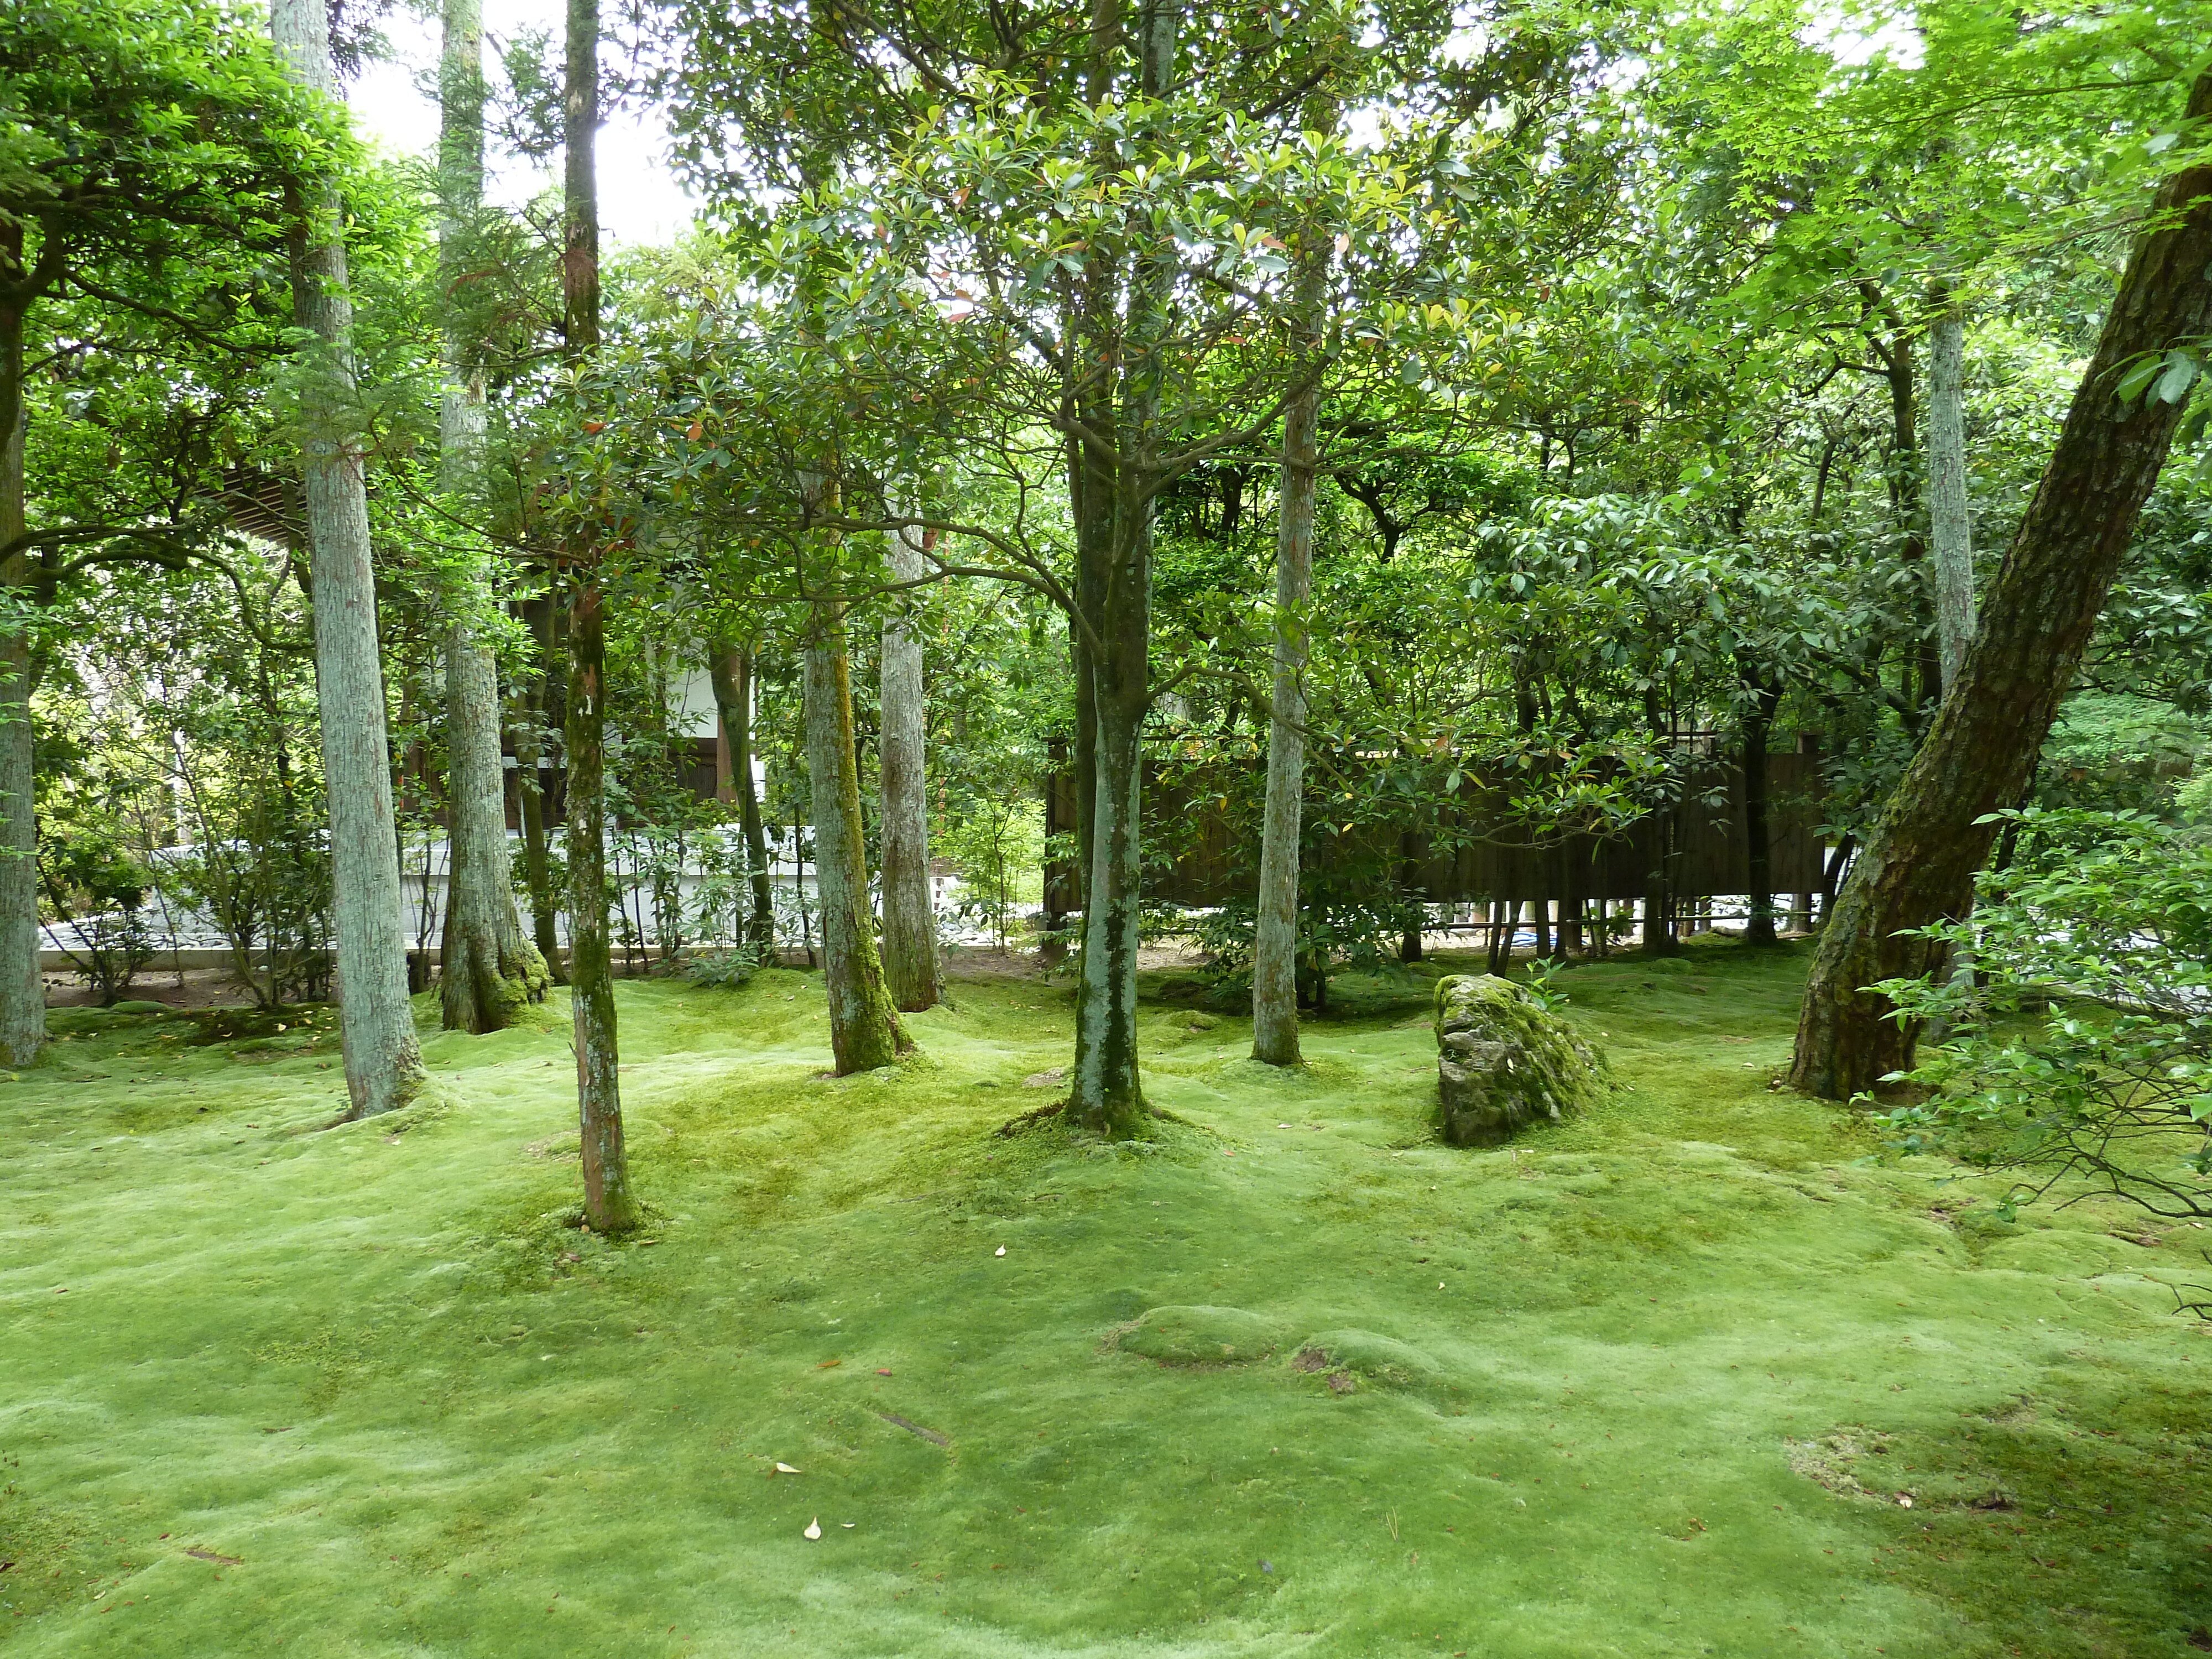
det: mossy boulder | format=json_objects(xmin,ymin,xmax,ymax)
[
  {"xmin": 1116, "ymin": 1305, "xmax": 1284, "ymax": 1366},
  {"xmin": 1291, "ymin": 1329, "xmax": 1449, "ymax": 1395},
  {"xmin": 1432, "ymin": 973, "xmax": 1605, "ymax": 1146}
]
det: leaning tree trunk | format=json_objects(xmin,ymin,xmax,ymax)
[
  {"xmin": 0, "ymin": 299, "xmax": 42, "ymax": 1067},
  {"xmin": 802, "ymin": 606, "xmax": 908, "ymax": 1073},
  {"xmin": 707, "ymin": 640, "xmax": 774, "ymax": 954},
  {"xmin": 270, "ymin": 0, "xmax": 426, "ymax": 1117},
  {"xmin": 1791, "ymin": 74, "xmax": 2212, "ymax": 1100},
  {"xmin": 560, "ymin": 0, "xmax": 635, "ymax": 1228},
  {"xmin": 436, "ymin": 0, "xmax": 545, "ymax": 1031},
  {"xmin": 878, "ymin": 524, "xmax": 940, "ymax": 1010},
  {"xmin": 1926, "ymin": 291, "xmax": 1978, "ymax": 693}
]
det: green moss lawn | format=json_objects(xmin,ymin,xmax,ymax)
[{"xmin": 6, "ymin": 943, "xmax": 2211, "ymax": 1656}]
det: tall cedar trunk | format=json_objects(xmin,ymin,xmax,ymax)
[
  {"xmin": 802, "ymin": 610, "xmax": 908, "ymax": 1072},
  {"xmin": 1791, "ymin": 75, "xmax": 2212, "ymax": 1099},
  {"xmin": 879, "ymin": 524, "xmax": 940, "ymax": 1010},
  {"xmin": 437, "ymin": 0, "xmax": 545, "ymax": 1031},
  {"xmin": 561, "ymin": 0, "xmax": 635, "ymax": 1227},
  {"xmin": 270, "ymin": 0, "xmax": 426, "ymax": 1116},
  {"xmin": 515, "ymin": 594, "xmax": 565, "ymax": 978},
  {"xmin": 1250, "ymin": 98, "xmax": 1333, "ymax": 1067},
  {"xmin": 707, "ymin": 641, "xmax": 774, "ymax": 953},
  {"xmin": 1741, "ymin": 671, "xmax": 1782, "ymax": 945},
  {"xmin": 0, "ymin": 296, "xmax": 40, "ymax": 1065},
  {"xmin": 1927, "ymin": 295, "xmax": 1978, "ymax": 692}
]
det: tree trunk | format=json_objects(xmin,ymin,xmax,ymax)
[
  {"xmin": 1249, "ymin": 242, "xmax": 1326, "ymax": 1065},
  {"xmin": 1791, "ymin": 75, "xmax": 2212, "ymax": 1099},
  {"xmin": 878, "ymin": 524, "xmax": 940, "ymax": 1011},
  {"xmin": 560, "ymin": 0, "xmax": 635, "ymax": 1228},
  {"xmin": 565, "ymin": 577, "xmax": 637, "ymax": 1229},
  {"xmin": 802, "ymin": 608, "xmax": 909, "ymax": 1073},
  {"xmin": 270, "ymin": 0, "xmax": 427, "ymax": 1117},
  {"xmin": 514, "ymin": 595, "xmax": 565, "ymax": 979},
  {"xmin": 708, "ymin": 640, "xmax": 774, "ymax": 954},
  {"xmin": 440, "ymin": 623, "xmax": 548, "ymax": 1030},
  {"xmin": 436, "ymin": 0, "xmax": 545, "ymax": 1032},
  {"xmin": 0, "ymin": 298, "xmax": 41, "ymax": 1066},
  {"xmin": 1741, "ymin": 672, "xmax": 1782, "ymax": 945},
  {"xmin": 1926, "ymin": 294, "xmax": 1977, "ymax": 695}
]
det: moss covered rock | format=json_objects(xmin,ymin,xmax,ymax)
[
  {"xmin": 1116, "ymin": 1305, "xmax": 1284, "ymax": 1365},
  {"xmin": 1432, "ymin": 973, "xmax": 1605, "ymax": 1146},
  {"xmin": 1291, "ymin": 1329, "xmax": 1449, "ymax": 1396}
]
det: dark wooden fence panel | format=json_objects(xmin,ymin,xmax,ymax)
[{"xmin": 1044, "ymin": 753, "xmax": 1824, "ymax": 909}]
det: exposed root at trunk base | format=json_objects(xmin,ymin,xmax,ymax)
[{"xmin": 995, "ymin": 1099, "xmax": 1192, "ymax": 1139}]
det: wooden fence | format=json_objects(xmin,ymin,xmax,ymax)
[{"xmin": 1044, "ymin": 749, "xmax": 1827, "ymax": 911}]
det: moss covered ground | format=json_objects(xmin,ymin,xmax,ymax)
[{"xmin": 6, "ymin": 941, "xmax": 2211, "ymax": 1657}]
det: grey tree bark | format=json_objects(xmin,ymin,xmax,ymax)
[
  {"xmin": 1250, "ymin": 112, "xmax": 1333, "ymax": 1067},
  {"xmin": 437, "ymin": 0, "xmax": 546, "ymax": 1032},
  {"xmin": 803, "ymin": 607, "xmax": 909, "ymax": 1073},
  {"xmin": 270, "ymin": 0, "xmax": 427, "ymax": 1117},
  {"xmin": 1926, "ymin": 295, "xmax": 1978, "ymax": 693},
  {"xmin": 879, "ymin": 523, "xmax": 940, "ymax": 1011}
]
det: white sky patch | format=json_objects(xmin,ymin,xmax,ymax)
[
  {"xmin": 1801, "ymin": 3, "xmax": 1924, "ymax": 70},
  {"xmin": 346, "ymin": 0, "xmax": 697, "ymax": 247}
]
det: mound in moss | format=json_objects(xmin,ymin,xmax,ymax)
[
  {"xmin": 1291, "ymin": 1328, "xmax": 1451, "ymax": 1396},
  {"xmin": 1433, "ymin": 972, "xmax": 1606, "ymax": 1145},
  {"xmin": 1117, "ymin": 1305, "xmax": 1284, "ymax": 1365}
]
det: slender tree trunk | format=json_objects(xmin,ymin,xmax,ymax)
[
  {"xmin": 560, "ymin": 0, "xmax": 635, "ymax": 1227},
  {"xmin": 1792, "ymin": 76, "xmax": 2212, "ymax": 1099},
  {"xmin": 436, "ymin": 0, "xmax": 545, "ymax": 1031},
  {"xmin": 708, "ymin": 641, "xmax": 774, "ymax": 954},
  {"xmin": 514, "ymin": 595, "xmax": 565, "ymax": 978},
  {"xmin": 0, "ymin": 298, "xmax": 41, "ymax": 1066},
  {"xmin": 1741, "ymin": 672, "xmax": 1782, "ymax": 946},
  {"xmin": 802, "ymin": 608, "xmax": 908, "ymax": 1073},
  {"xmin": 1926, "ymin": 293, "xmax": 1977, "ymax": 695},
  {"xmin": 879, "ymin": 524, "xmax": 940, "ymax": 1010},
  {"xmin": 269, "ymin": 0, "xmax": 426, "ymax": 1117},
  {"xmin": 1250, "ymin": 109, "xmax": 1333, "ymax": 1065}
]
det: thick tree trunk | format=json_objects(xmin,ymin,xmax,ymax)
[
  {"xmin": 1791, "ymin": 77, "xmax": 2212, "ymax": 1099},
  {"xmin": 560, "ymin": 0, "xmax": 635, "ymax": 1227},
  {"xmin": 440, "ymin": 623, "xmax": 548, "ymax": 1031},
  {"xmin": 436, "ymin": 0, "xmax": 544, "ymax": 1031},
  {"xmin": 1071, "ymin": 659, "xmax": 1147, "ymax": 1128},
  {"xmin": 707, "ymin": 641, "xmax": 774, "ymax": 954},
  {"xmin": 0, "ymin": 299, "xmax": 41, "ymax": 1067},
  {"xmin": 802, "ymin": 608, "xmax": 908, "ymax": 1073},
  {"xmin": 270, "ymin": 0, "xmax": 426, "ymax": 1117},
  {"xmin": 878, "ymin": 525, "xmax": 940, "ymax": 1010},
  {"xmin": 1926, "ymin": 295, "xmax": 1977, "ymax": 694}
]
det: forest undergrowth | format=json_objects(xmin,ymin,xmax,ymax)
[{"xmin": 4, "ymin": 941, "xmax": 2210, "ymax": 1658}]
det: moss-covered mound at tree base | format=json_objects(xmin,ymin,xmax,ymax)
[
  {"xmin": 1115, "ymin": 1304, "xmax": 1284, "ymax": 1365},
  {"xmin": 1432, "ymin": 972, "xmax": 1608, "ymax": 1145}
]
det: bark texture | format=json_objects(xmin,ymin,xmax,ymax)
[
  {"xmin": 878, "ymin": 525, "xmax": 940, "ymax": 1010},
  {"xmin": 1249, "ymin": 215, "xmax": 1327, "ymax": 1065},
  {"xmin": 1791, "ymin": 78, "xmax": 2212, "ymax": 1100},
  {"xmin": 514, "ymin": 595, "xmax": 565, "ymax": 979},
  {"xmin": 271, "ymin": 0, "xmax": 426, "ymax": 1117},
  {"xmin": 561, "ymin": 0, "xmax": 635, "ymax": 1229},
  {"xmin": 802, "ymin": 610, "xmax": 909, "ymax": 1073},
  {"xmin": 707, "ymin": 641, "xmax": 774, "ymax": 954},
  {"xmin": 0, "ymin": 299, "xmax": 41, "ymax": 1066},
  {"xmin": 436, "ymin": 0, "xmax": 545, "ymax": 1032},
  {"xmin": 1926, "ymin": 298, "xmax": 1978, "ymax": 693}
]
